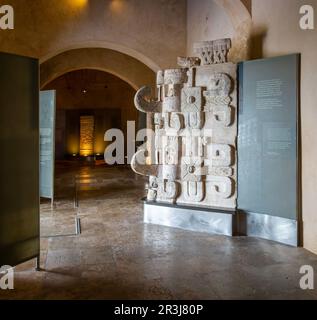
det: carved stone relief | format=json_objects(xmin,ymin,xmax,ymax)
[
  {"xmin": 194, "ymin": 39, "xmax": 232, "ymax": 65},
  {"xmin": 131, "ymin": 38, "xmax": 237, "ymax": 209}
]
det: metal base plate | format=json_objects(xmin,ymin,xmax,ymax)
[
  {"xmin": 238, "ymin": 211, "xmax": 299, "ymax": 247},
  {"xmin": 143, "ymin": 201, "xmax": 299, "ymax": 247},
  {"xmin": 144, "ymin": 200, "xmax": 237, "ymax": 237}
]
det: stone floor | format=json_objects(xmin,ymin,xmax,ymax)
[{"xmin": 1, "ymin": 161, "xmax": 317, "ymax": 300}]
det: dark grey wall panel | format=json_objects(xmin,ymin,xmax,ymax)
[
  {"xmin": 0, "ymin": 52, "xmax": 39, "ymax": 266},
  {"xmin": 238, "ymin": 54, "xmax": 299, "ymax": 221}
]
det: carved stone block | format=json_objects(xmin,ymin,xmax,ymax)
[
  {"xmin": 194, "ymin": 39, "xmax": 231, "ymax": 65},
  {"xmin": 181, "ymin": 157, "xmax": 203, "ymax": 182},
  {"xmin": 164, "ymin": 112, "xmax": 183, "ymax": 132},
  {"xmin": 184, "ymin": 112, "xmax": 204, "ymax": 130},
  {"xmin": 183, "ymin": 181, "xmax": 205, "ymax": 202},
  {"xmin": 164, "ymin": 69, "xmax": 187, "ymax": 85},
  {"xmin": 181, "ymin": 87, "xmax": 202, "ymax": 113},
  {"xmin": 210, "ymin": 144, "xmax": 233, "ymax": 167},
  {"xmin": 162, "ymin": 136, "xmax": 180, "ymax": 165},
  {"xmin": 157, "ymin": 180, "xmax": 178, "ymax": 203}
]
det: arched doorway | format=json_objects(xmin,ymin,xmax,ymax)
[
  {"xmin": 40, "ymin": 47, "xmax": 156, "ymax": 154},
  {"xmin": 42, "ymin": 69, "xmax": 139, "ymax": 163},
  {"xmin": 38, "ymin": 49, "xmax": 156, "ymax": 239}
]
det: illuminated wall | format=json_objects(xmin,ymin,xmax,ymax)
[
  {"xmin": 43, "ymin": 70, "xmax": 137, "ymax": 159},
  {"xmin": 80, "ymin": 116, "xmax": 95, "ymax": 157},
  {"xmin": 61, "ymin": 108, "xmax": 122, "ymax": 158}
]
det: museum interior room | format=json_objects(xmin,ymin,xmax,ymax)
[{"xmin": 1, "ymin": 0, "xmax": 317, "ymax": 301}]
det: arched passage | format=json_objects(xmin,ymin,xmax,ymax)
[
  {"xmin": 43, "ymin": 69, "xmax": 140, "ymax": 159},
  {"xmin": 39, "ymin": 41, "xmax": 162, "ymax": 73},
  {"xmin": 40, "ymin": 47, "xmax": 157, "ymax": 151},
  {"xmin": 40, "ymin": 47, "xmax": 156, "ymax": 90}
]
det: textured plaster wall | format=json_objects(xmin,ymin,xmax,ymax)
[
  {"xmin": 187, "ymin": 0, "xmax": 252, "ymax": 62},
  {"xmin": 0, "ymin": 0, "xmax": 187, "ymax": 70},
  {"xmin": 187, "ymin": 0, "xmax": 235, "ymax": 55},
  {"xmin": 252, "ymin": 0, "xmax": 317, "ymax": 254}
]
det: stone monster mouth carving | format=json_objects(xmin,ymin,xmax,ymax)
[{"xmin": 131, "ymin": 38, "xmax": 237, "ymax": 209}]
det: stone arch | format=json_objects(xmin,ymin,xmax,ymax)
[
  {"xmin": 213, "ymin": 0, "xmax": 252, "ymax": 61},
  {"xmin": 39, "ymin": 41, "xmax": 161, "ymax": 73},
  {"xmin": 40, "ymin": 47, "xmax": 156, "ymax": 90}
]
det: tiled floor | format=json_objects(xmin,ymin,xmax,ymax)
[{"xmin": 1, "ymin": 162, "xmax": 317, "ymax": 300}]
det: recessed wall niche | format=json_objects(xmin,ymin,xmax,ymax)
[
  {"xmin": 80, "ymin": 115, "xmax": 95, "ymax": 157},
  {"xmin": 64, "ymin": 109, "xmax": 122, "ymax": 158}
]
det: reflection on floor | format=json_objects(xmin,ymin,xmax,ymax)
[{"xmin": 1, "ymin": 162, "xmax": 317, "ymax": 300}]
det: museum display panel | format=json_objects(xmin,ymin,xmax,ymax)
[
  {"xmin": 40, "ymin": 90, "xmax": 56, "ymax": 203},
  {"xmin": 0, "ymin": 52, "xmax": 40, "ymax": 267},
  {"xmin": 238, "ymin": 54, "xmax": 300, "ymax": 246}
]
